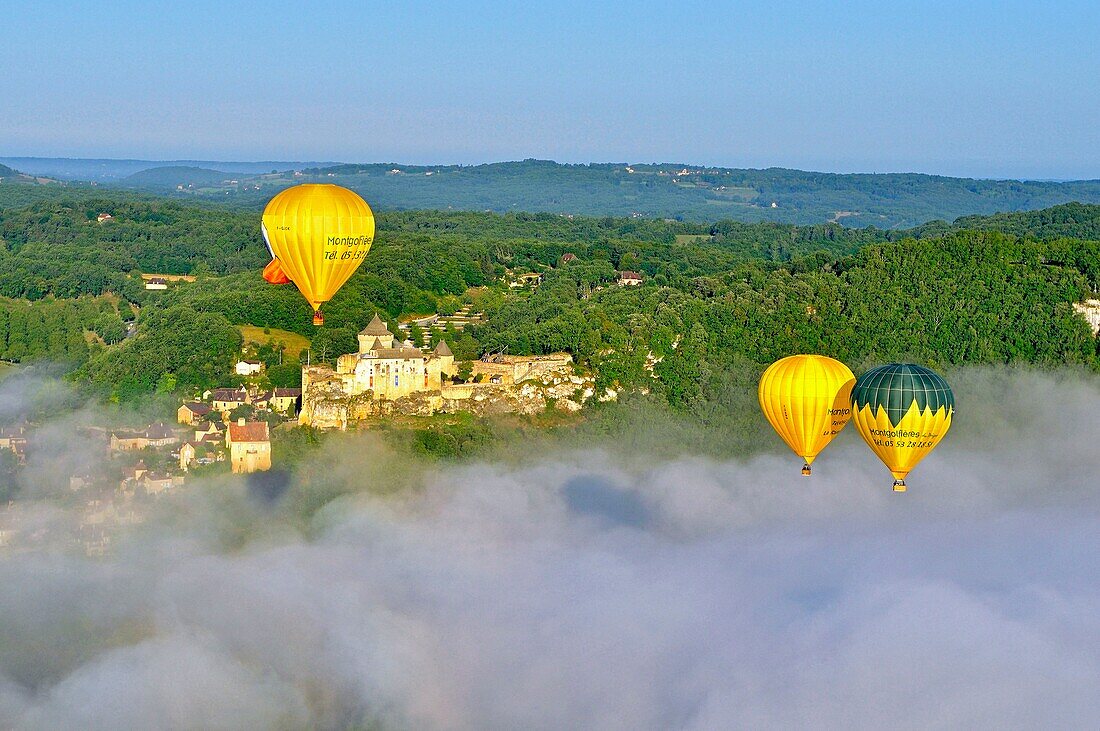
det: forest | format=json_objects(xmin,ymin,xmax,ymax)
[{"xmin": 0, "ymin": 183, "xmax": 1096, "ymax": 409}]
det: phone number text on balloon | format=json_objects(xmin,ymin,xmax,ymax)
[{"xmin": 323, "ymin": 249, "xmax": 370, "ymax": 260}]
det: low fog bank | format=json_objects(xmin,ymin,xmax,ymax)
[{"xmin": 1, "ymin": 368, "xmax": 1098, "ymax": 729}]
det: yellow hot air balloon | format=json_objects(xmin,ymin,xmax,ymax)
[
  {"xmin": 758, "ymin": 355, "xmax": 856, "ymax": 475},
  {"xmin": 261, "ymin": 184, "xmax": 375, "ymax": 325},
  {"xmin": 850, "ymin": 363, "xmax": 954, "ymax": 492}
]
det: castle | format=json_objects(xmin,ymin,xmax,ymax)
[
  {"xmin": 299, "ymin": 314, "xmax": 595, "ymax": 429},
  {"xmin": 331, "ymin": 313, "xmax": 455, "ymax": 399},
  {"xmin": 300, "ymin": 314, "xmax": 455, "ymax": 427}
]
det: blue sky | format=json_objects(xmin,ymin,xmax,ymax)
[{"xmin": 1, "ymin": 0, "xmax": 1097, "ymax": 178}]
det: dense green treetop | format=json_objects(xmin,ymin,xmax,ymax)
[{"xmin": 0, "ymin": 185, "xmax": 1096, "ymax": 403}]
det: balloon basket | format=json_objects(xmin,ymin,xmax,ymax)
[
  {"xmin": 801, "ymin": 464, "xmax": 812, "ymax": 476},
  {"xmin": 312, "ymin": 311, "xmax": 324, "ymax": 326},
  {"xmin": 892, "ymin": 479, "xmax": 907, "ymax": 493}
]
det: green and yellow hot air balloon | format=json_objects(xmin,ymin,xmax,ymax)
[
  {"xmin": 759, "ymin": 355, "xmax": 856, "ymax": 475},
  {"xmin": 850, "ymin": 363, "xmax": 954, "ymax": 492}
]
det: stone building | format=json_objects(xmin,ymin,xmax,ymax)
[
  {"xmin": 109, "ymin": 423, "xmax": 179, "ymax": 451},
  {"xmin": 177, "ymin": 402, "xmax": 212, "ymax": 425},
  {"xmin": 301, "ymin": 315, "xmax": 454, "ymax": 422},
  {"xmin": 226, "ymin": 419, "xmax": 271, "ymax": 474},
  {"xmin": 207, "ymin": 387, "xmax": 249, "ymax": 414}
]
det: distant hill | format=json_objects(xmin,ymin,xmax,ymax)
[
  {"xmin": 129, "ymin": 158, "xmax": 1100, "ymax": 229},
  {"xmin": 6, "ymin": 157, "xmax": 1100, "ymax": 228},
  {"xmin": 0, "ymin": 157, "xmax": 336, "ymax": 182},
  {"xmin": 0, "ymin": 162, "xmax": 64, "ymax": 191},
  {"xmin": 122, "ymin": 165, "xmax": 239, "ymax": 189}
]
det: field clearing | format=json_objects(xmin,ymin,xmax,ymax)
[
  {"xmin": 704, "ymin": 198, "xmax": 751, "ymax": 206},
  {"xmin": 675, "ymin": 234, "xmax": 713, "ymax": 245},
  {"xmin": 237, "ymin": 325, "xmax": 310, "ymax": 354},
  {"xmin": 0, "ymin": 361, "xmax": 18, "ymax": 380},
  {"xmin": 141, "ymin": 273, "xmax": 196, "ymax": 283}
]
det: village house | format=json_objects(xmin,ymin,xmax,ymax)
[
  {"xmin": 226, "ymin": 419, "xmax": 271, "ymax": 474},
  {"xmin": 128, "ymin": 460, "xmax": 148, "ymax": 482},
  {"xmin": 208, "ymin": 387, "xmax": 249, "ymax": 414},
  {"xmin": 0, "ymin": 426, "xmax": 28, "ymax": 462},
  {"xmin": 141, "ymin": 472, "xmax": 178, "ymax": 495},
  {"xmin": 271, "ymin": 388, "xmax": 301, "ymax": 414},
  {"xmin": 144, "ymin": 277, "xmax": 168, "ymax": 291},
  {"xmin": 109, "ymin": 423, "xmax": 179, "ymax": 451},
  {"xmin": 235, "ymin": 359, "xmax": 265, "ymax": 376},
  {"xmin": 194, "ymin": 420, "xmax": 222, "ymax": 443},
  {"xmin": 256, "ymin": 388, "xmax": 300, "ymax": 415},
  {"xmin": 177, "ymin": 402, "xmax": 212, "ymax": 425},
  {"xmin": 251, "ymin": 391, "xmax": 269, "ymax": 410},
  {"xmin": 560, "ymin": 253, "xmax": 578, "ymax": 264},
  {"xmin": 179, "ymin": 442, "xmax": 198, "ymax": 471},
  {"xmin": 618, "ymin": 270, "xmax": 644, "ymax": 286},
  {"xmin": 96, "ymin": 213, "xmax": 113, "ymax": 223}
]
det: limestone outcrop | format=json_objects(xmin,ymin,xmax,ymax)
[{"xmin": 300, "ymin": 347, "xmax": 610, "ymax": 429}]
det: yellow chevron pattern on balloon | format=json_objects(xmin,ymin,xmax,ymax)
[
  {"xmin": 758, "ymin": 354, "xmax": 856, "ymax": 475},
  {"xmin": 849, "ymin": 363, "xmax": 955, "ymax": 492}
]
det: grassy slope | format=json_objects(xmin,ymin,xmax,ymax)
[{"xmin": 237, "ymin": 325, "xmax": 310, "ymax": 354}]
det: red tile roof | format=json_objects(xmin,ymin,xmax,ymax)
[{"xmin": 228, "ymin": 421, "xmax": 269, "ymax": 443}]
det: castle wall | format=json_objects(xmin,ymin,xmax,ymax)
[
  {"xmin": 300, "ymin": 348, "xmax": 586, "ymax": 430},
  {"xmin": 470, "ymin": 354, "xmax": 573, "ymax": 384}
]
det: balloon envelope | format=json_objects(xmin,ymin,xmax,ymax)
[
  {"xmin": 262, "ymin": 258, "xmax": 291, "ymax": 285},
  {"xmin": 849, "ymin": 363, "xmax": 954, "ymax": 491},
  {"xmin": 261, "ymin": 184, "xmax": 375, "ymax": 315},
  {"xmin": 758, "ymin": 354, "xmax": 855, "ymax": 473}
]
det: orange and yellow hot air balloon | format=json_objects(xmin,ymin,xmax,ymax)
[
  {"xmin": 261, "ymin": 184, "xmax": 375, "ymax": 325},
  {"xmin": 758, "ymin": 355, "xmax": 856, "ymax": 475},
  {"xmin": 850, "ymin": 363, "xmax": 954, "ymax": 492}
]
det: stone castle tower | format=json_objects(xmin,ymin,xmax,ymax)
[{"xmin": 358, "ymin": 313, "xmax": 394, "ymax": 352}]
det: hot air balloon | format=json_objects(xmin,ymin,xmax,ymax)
[
  {"xmin": 261, "ymin": 184, "xmax": 375, "ymax": 325},
  {"xmin": 758, "ymin": 354, "xmax": 856, "ymax": 475},
  {"xmin": 850, "ymin": 363, "xmax": 954, "ymax": 492}
]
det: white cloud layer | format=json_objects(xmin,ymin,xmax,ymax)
[{"xmin": 0, "ymin": 368, "xmax": 1098, "ymax": 729}]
